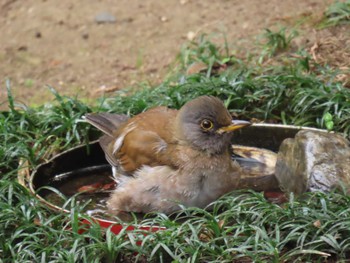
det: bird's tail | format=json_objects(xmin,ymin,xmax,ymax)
[{"xmin": 84, "ymin": 113, "xmax": 129, "ymax": 136}]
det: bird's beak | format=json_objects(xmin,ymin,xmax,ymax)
[{"xmin": 216, "ymin": 120, "xmax": 251, "ymax": 134}]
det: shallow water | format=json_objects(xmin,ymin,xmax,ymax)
[
  {"xmin": 43, "ymin": 166, "xmax": 146, "ymax": 222},
  {"xmin": 39, "ymin": 144, "xmax": 289, "ymax": 224}
]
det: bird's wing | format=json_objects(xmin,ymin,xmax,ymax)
[
  {"xmin": 85, "ymin": 113, "xmax": 129, "ymax": 136},
  {"xmin": 108, "ymin": 107, "xmax": 177, "ymax": 172},
  {"xmin": 99, "ymin": 126, "xmax": 173, "ymax": 173},
  {"xmin": 99, "ymin": 134, "xmax": 119, "ymax": 167},
  {"xmin": 116, "ymin": 128, "xmax": 172, "ymax": 172},
  {"xmin": 86, "ymin": 107, "xmax": 178, "ymax": 173}
]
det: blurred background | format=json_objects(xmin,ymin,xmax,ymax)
[{"xmin": 0, "ymin": 0, "xmax": 332, "ymax": 107}]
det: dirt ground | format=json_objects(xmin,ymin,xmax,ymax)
[{"xmin": 0, "ymin": 0, "xmax": 335, "ymax": 108}]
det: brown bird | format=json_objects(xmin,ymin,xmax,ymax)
[{"xmin": 85, "ymin": 96, "xmax": 250, "ymax": 215}]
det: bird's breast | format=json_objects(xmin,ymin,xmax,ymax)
[{"xmin": 174, "ymin": 153, "xmax": 241, "ymax": 208}]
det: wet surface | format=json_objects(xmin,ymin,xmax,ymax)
[
  {"xmin": 42, "ymin": 164, "xmax": 147, "ymax": 222},
  {"xmin": 43, "ymin": 165, "xmax": 113, "ymax": 217},
  {"xmin": 40, "ymin": 145, "xmax": 284, "ymax": 222},
  {"xmin": 32, "ymin": 125, "xmax": 326, "ymax": 222}
]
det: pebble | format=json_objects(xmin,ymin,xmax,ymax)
[
  {"xmin": 95, "ymin": 12, "xmax": 116, "ymax": 24},
  {"xmin": 82, "ymin": 33, "xmax": 89, "ymax": 40},
  {"xmin": 187, "ymin": 31, "xmax": 195, "ymax": 41}
]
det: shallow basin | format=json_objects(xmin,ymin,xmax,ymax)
[{"xmin": 29, "ymin": 123, "xmax": 328, "ymax": 233}]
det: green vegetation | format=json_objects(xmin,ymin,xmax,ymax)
[
  {"xmin": 1, "ymin": 2, "xmax": 350, "ymax": 262},
  {"xmin": 321, "ymin": 0, "xmax": 350, "ymax": 28},
  {"xmin": 260, "ymin": 27, "xmax": 299, "ymax": 61}
]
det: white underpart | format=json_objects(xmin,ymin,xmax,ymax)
[{"xmin": 112, "ymin": 166, "xmax": 119, "ymax": 181}]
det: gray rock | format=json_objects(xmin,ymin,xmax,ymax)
[
  {"xmin": 95, "ymin": 12, "xmax": 116, "ymax": 24},
  {"xmin": 275, "ymin": 130, "xmax": 350, "ymax": 194}
]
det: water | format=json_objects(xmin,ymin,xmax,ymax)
[
  {"xmin": 42, "ymin": 165, "xmax": 145, "ymax": 221},
  {"xmin": 40, "ymin": 145, "xmax": 286, "ymax": 223}
]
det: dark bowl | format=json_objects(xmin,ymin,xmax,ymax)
[{"xmin": 29, "ymin": 124, "xmax": 328, "ymax": 234}]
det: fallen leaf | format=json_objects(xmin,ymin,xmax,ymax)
[
  {"xmin": 102, "ymin": 182, "xmax": 117, "ymax": 190},
  {"xmin": 218, "ymin": 220, "xmax": 225, "ymax": 229},
  {"xmin": 186, "ymin": 61, "xmax": 207, "ymax": 75},
  {"xmin": 78, "ymin": 183, "xmax": 103, "ymax": 193},
  {"xmin": 313, "ymin": 220, "xmax": 321, "ymax": 228},
  {"xmin": 264, "ymin": 191, "xmax": 289, "ymax": 204},
  {"xmin": 34, "ymin": 217, "xmax": 42, "ymax": 226}
]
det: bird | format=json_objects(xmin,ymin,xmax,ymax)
[{"xmin": 85, "ymin": 96, "xmax": 251, "ymax": 215}]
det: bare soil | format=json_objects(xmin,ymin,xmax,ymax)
[{"xmin": 0, "ymin": 0, "xmax": 336, "ymax": 108}]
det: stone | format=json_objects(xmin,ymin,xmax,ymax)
[
  {"xmin": 94, "ymin": 12, "xmax": 116, "ymax": 24},
  {"xmin": 275, "ymin": 130, "xmax": 350, "ymax": 194}
]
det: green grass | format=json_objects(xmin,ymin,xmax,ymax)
[
  {"xmin": 178, "ymin": 33, "xmax": 232, "ymax": 77},
  {"xmin": 100, "ymin": 56, "xmax": 350, "ymax": 137},
  {"xmin": 259, "ymin": 27, "xmax": 299, "ymax": 62},
  {"xmin": 1, "ymin": 2, "xmax": 350, "ymax": 261},
  {"xmin": 320, "ymin": 0, "xmax": 350, "ymax": 28}
]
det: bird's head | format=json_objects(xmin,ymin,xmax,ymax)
[{"xmin": 175, "ymin": 96, "xmax": 251, "ymax": 154}]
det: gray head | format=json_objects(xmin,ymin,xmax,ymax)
[{"xmin": 175, "ymin": 96, "xmax": 250, "ymax": 154}]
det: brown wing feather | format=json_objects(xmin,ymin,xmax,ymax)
[
  {"xmin": 87, "ymin": 107, "xmax": 179, "ymax": 173},
  {"xmin": 115, "ymin": 107, "xmax": 178, "ymax": 172},
  {"xmin": 85, "ymin": 113, "xmax": 129, "ymax": 136},
  {"xmin": 99, "ymin": 135, "xmax": 119, "ymax": 166},
  {"xmin": 117, "ymin": 130, "xmax": 169, "ymax": 172}
]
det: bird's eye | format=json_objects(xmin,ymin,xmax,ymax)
[{"xmin": 200, "ymin": 119, "xmax": 214, "ymax": 131}]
